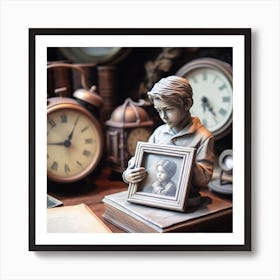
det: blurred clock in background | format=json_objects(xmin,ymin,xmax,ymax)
[
  {"xmin": 59, "ymin": 47, "xmax": 131, "ymax": 64},
  {"xmin": 106, "ymin": 98, "xmax": 154, "ymax": 174},
  {"xmin": 176, "ymin": 57, "xmax": 233, "ymax": 140}
]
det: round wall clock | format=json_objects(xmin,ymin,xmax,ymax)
[
  {"xmin": 176, "ymin": 57, "xmax": 233, "ymax": 139},
  {"xmin": 47, "ymin": 97, "xmax": 104, "ymax": 183},
  {"xmin": 47, "ymin": 63, "xmax": 104, "ymax": 184},
  {"xmin": 59, "ymin": 47, "xmax": 131, "ymax": 64}
]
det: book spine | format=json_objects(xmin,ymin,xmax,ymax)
[
  {"xmin": 103, "ymin": 203, "xmax": 158, "ymax": 233},
  {"xmin": 72, "ymin": 63, "xmax": 97, "ymax": 91},
  {"xmin": 47, "ymin": 61, "xmax": 73, "ymax": 97},
  {"xmin": 97, "ymin": 66, "xmax": 117, "ymax": 123}
]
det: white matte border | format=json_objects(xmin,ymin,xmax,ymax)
[{"xmin": 34, "ymin": 32, "xmax": 246, "ymax": 246}]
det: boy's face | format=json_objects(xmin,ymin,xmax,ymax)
[
  {"xmin": 156, "ymin": 165, "xmax": 169, "ymax": 182},
  {"xmin": 153, "ymin": 99, "xmax": 187, "ymax": 131}
]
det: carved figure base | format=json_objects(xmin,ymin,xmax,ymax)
[
  {"xmin": 186, "ymin": 193, "xmax": 202, "ymax": 208},
  {"xmin": 208, "ymin": 179, "xmax": 232, "ymax": 195}
]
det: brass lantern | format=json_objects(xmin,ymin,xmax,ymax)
[{"xmin": 106, "ymin": 98, "xmax": 154, "ymax": 173}]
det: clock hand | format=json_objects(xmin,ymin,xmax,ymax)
[
  {"xmin": 47, "ymin": 141, "xmax": 66, "ymax": 146},
  {"xmin": 207, "ymin": 103, "xmax": 216, "ymax": 117},
  {"xmin": 48, "ymin": 140, "xmax": 72, "ymax": 147},
  {"xmin": 67, "ymin": 116, "xmax": 80, "ymax": 141},
  {"xmin": 201, "ymin": 97, "xmax": 218, "ymax": 123},
  {"xmin": 206, "ymin": 104, "xmax": 218, "ymax": 123},
  {"xmin": 203, "ymin": 98, "xmax": 216, "ymax": 117},
  {"xmin": 201, "ymin": 96, "xmax": 207, "ymax": 113}
]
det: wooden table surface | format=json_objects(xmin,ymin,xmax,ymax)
[{"xmin": 48, "ymin": 167, "xmax": 232, "ymax": 233}]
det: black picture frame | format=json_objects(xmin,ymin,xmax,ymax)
[{"xmin": 29, "ymin": 28, "xmax": 251, "ymax": 251}]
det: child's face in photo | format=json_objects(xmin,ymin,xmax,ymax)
[
  {"xmin": 153, "ymin": 99, "xmax": 186, "ymax": 130},
  {"xmin": 156, "ymin": 165, "xmax": 169, "ymax": 182}
]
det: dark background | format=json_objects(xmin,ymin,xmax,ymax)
[
  {"xmin": 47, "ymin": 47, "xmax": 232, "ymax": 103},
  {"xmin": 47, "ymin": 47, "xmax": 232, "ymax": 156}
]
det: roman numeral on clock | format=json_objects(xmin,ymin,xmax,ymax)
[
  {"xmin": 219, "ymin": 108, "xmax": 227, "ymax": 116},
  {"xmin": 48, "ymin": 119, "xmax": 56, "ymax": 128},
  {"xmin": 51, "ymin": 161, "xmax": 58, "ymax": 171},
  {"xmin": 219, "ymin": 84, "xmax": 227, "ymax": 91},
  {"xmin": 64, "ymin": 164, "xmax": 70, "ymax": 174},
  {"xmin": 81, "ymin": 126, "xmax": 89, "ymax": 133},
  {"xmin": 83, "ymin": 150, "xmax": 91, "ymax": 157},
  {"xmin": 222, "ymin": 96, "xmax": 231, "ymax": 102},
  {"xmin": 85, "ymin": 138, "xmax": 93, "ymax": 144},
  {"xmin": 60, "ymin": 113, "xmax": 67, "ymax": 123}
]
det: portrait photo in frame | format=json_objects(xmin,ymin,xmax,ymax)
[
  {"xmin": 127, "ymin": 142, "xmax": 196, "ymax": 212},
  {"xmin": 29, "ymin": 28, "xmax": 251, "ymax": 251}
]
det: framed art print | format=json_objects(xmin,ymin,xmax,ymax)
[{"xmin": 29, "ymin": 28, "xmax": 251, "ymax": 251}]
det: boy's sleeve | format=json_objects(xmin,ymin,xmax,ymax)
[{"xmin": 192, "ymin": 136, "xmax": 215, "ymax": 187}]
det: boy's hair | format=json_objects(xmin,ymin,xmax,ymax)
[
  {"xmin": 147, "ymin": 76, "xmax": 193, "ymax": 109},
  {"xmin": 156, "ymin": 159, "xmax": 177, "ymax": 179}
]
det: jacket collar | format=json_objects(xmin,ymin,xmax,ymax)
[{"xmin": 162, "ymin": 117, "xmax": 203, "ymax": 138}]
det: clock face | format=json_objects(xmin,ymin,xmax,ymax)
[
  {"xmin": 59, "ymin": 47, "xmax": 131, "ymax": 64},
  {"xmin": 127, "ymin": 128, "xmax": 151, "ymax": 156},
  {"xmin": 176, "ymin": 58, "xmax": 233, "ymax": 139},
  {"xmin": 47, "ymin": 105, "xmax": 103, "ymax": 183}
]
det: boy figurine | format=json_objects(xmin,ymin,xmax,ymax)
[{"xmin": 123, "ymin": 75, "xmax": 214, "ymax": 203}]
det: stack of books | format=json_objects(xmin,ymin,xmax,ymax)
[{"xmin": 102, "ymin": 190, "xmax": 232, "ymax": 233}]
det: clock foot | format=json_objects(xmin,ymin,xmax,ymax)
[{"xmin": 208, "ymin": 179, "xmax": 232, "ymax": 196}]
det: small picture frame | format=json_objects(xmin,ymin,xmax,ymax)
[{"xmin": 127, "ymin": 142, "xmax": 196, "ymax": 212}]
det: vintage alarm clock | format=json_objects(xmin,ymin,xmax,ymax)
[
  {"xmin": 106, "ymin": 98, "xmax": 154, "ymax": 173},
  {"xmin": 176, "ymin": 57, "xmax": 233, "ymax": 139},
  {"xmin": 209, "ymin": 149, "xmax": 233, "ymax": 195},
  {"xmin": 47, "ymin": 63, "xmax": 104, "ymax": 183}
]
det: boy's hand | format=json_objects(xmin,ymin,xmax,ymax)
[{"xmin": 123, "ymin": 167, "xmax": 147, "ymax": 183}]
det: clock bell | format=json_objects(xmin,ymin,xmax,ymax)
[{"xmin": 105, "ymin": 98, "xmax": 154, "ymax": 173}]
